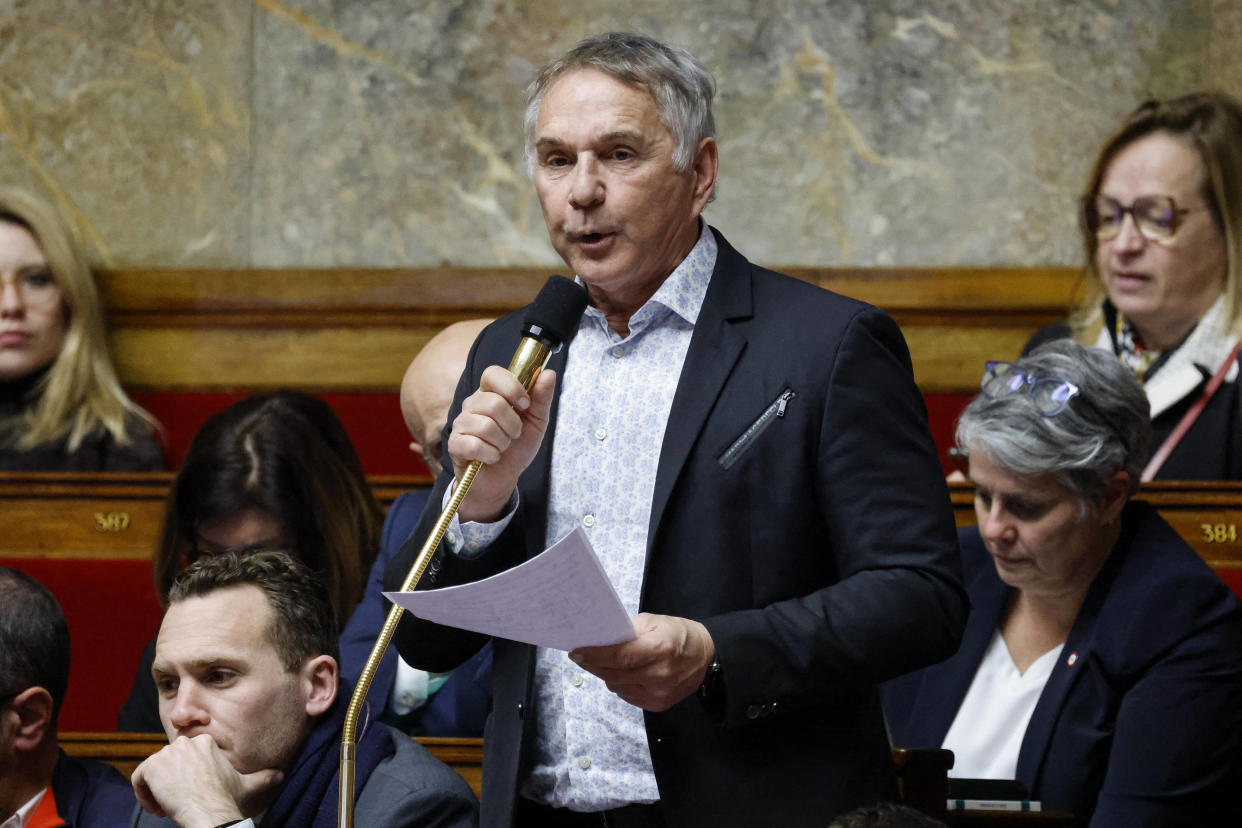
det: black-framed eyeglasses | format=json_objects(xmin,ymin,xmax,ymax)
[
  {"xmin": 981, "ymin": 361, "xmax": 1129, "ymax": 453},
  {"xmin": 1079, "ymin": 194, "xmax": 1191, "ymax": 242}
]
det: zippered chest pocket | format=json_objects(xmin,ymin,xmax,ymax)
[{"xmin": 717, "ymin": 388, "xmax": 795, "ymax": 470}]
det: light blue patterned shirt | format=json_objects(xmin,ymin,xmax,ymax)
[{"xmin": 456, "ymin": 222, "xmax": 718, "ymax": 810}]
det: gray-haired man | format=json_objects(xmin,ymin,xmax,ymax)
[{"xmin": 389, "ymin": 31, "xmax": 966, "ymax": 828}]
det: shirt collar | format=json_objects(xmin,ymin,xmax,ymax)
[
  {"xmin": 2, "ymin": 788, "xmax": 48, "ymax": 828},
  {"xmin": 580, "ymin": 221, "xmax": 717, "ymax": 334}
]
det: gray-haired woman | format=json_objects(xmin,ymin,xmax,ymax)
[{"xmin": 886, "ymin": 339, "xmax": 1242, "ymax": 825}]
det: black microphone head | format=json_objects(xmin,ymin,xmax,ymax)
[{"xmin": 522, "ymin": 275, "xmax": 590, "ymax": 348}]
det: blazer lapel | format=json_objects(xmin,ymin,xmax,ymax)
[
  {"xmin": 645, "ymin": 230, "xmax": 751, "ymax": 561},
  {"xmin": 1015, "ymin": 530, "xmax": 1125, "ymax": 788}
]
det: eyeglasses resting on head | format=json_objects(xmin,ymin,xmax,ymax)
[{"xmin": 977, "ymin": 361, "xmax": 1130, "ymax": 455}]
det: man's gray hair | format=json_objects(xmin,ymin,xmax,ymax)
[
  {"xmin": 523, "ymin": 31, "xmax": 716, "ymax": 178},
  {"xmin": 956, "ymin": 339, "xmax": 1152, "ymax": 504}
]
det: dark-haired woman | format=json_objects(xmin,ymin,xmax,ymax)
[{"xmin": 118, "ymin": 391, "xmax": 382, "ymax": 731}]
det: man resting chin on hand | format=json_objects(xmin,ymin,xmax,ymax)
[{"xmin": 130, "ymin": 551, "xmax": 478, "ymax": 828}]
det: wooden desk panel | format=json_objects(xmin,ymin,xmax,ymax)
[
  {"xmin": 0, "ymin": 473, "xmax": 428, "ymax": 560},
  {"xmin": 8, "ymin": 475, "xmax": 1239, "ymax": 567},
  {"xmin": 96, "ymin": 266, "xmax": 1083, "ymax": 394},
  {"xmin": 950, "ymin": 481, "xmax": 1242, "ymax": 571}
]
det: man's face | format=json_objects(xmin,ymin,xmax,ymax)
[
  {"xmin": 151, "ymin": 585, "xmax": 315, "ymax": 775},
  {"xmin": 532, "ymin": 68, "xmax": 713, "ymax": 300}
]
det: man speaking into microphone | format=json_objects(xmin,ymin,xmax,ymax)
[{"xmin": 386, "ymin": 31, "xmax": 967, "ymax": 828}]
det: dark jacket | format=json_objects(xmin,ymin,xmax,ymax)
[
  {"xmin": 885, "ymin": 504, "xmax": 1242, "ymax": 826},
  {"xmin": 387, "ymin": 228, "xmax": 967, "ymax": 827},
  {"xmin": 130, "ymin": 690, "xmax": 478, "ymax": 828},
  {"xmin": 50, "ymin": 750, "xmax": 137, "ymax": 828},
  {"xmin": 0, "ymin": 370, "xmax": 162, "ymax": 471}
]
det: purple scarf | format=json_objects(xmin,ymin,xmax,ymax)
[{"xmin": 258, "ymin": 679, "xmax": 395, "ymax": 828}]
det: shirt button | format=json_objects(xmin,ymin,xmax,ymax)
[
  {"xmin": 582, "ymin": 514, "xmax": 596, "ymax": 528},
  {"xmin": 611, "ymin": 346, "xmax": 624, "ymax": 358},
  {"xmin": 578, "ymin": 756, "xmax": 592, "ymax": 770},
  {"xmin": 571, "ymin": 674, "xmax": 584, "ymax": 687},
  {"xmin": 594, "ymin": 427, "xmax": 607, "ymax": 441}
]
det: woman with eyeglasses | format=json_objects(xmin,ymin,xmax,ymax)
[
  {"xmin": 0, "ymin": 187, "xmax": 161, "ymax": 470},
  {"xmin": 886, "ymin": 340, "xmax": 1242, "ymax": 825},
  {"xmin": 1026, "ymin": 92, "xmax": 1242, "ymax": 479},
  {"xmin": 117, "ymin": 391, "xmax": 383, "ymax": 731}
]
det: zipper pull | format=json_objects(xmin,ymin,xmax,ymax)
[{"xmin": 776, "ymin": 389, "xmax": 794, "ymax": 417}]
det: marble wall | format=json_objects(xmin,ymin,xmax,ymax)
[{"xmin": 0, "ymin": 0, "xmax": 1237, "ymax": 269}]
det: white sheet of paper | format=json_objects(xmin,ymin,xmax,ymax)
[{"xmin": 384, "ymin": 527, "xmax": 636, "ymax": 651}]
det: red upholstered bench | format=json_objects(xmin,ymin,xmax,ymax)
[
  {"xmin": 132, "ymin": 391, "xmax": 422, "ymax": 475},
  {"xmin": 130, "ymin": 390, "xmax": 974, "ymax": 477},
  {"xmin": 10, "ymin": 557, "xmax": 161, "ymax": 732}
]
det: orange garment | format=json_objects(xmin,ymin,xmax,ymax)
[{"xmin": 27, "ymin": 788, "xmax": 65, "ymax": 828}]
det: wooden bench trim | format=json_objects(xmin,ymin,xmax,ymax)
[
  {"xmin": 951, "ymin": 481, "xmax": 1242, "ymax": 569},
  {"xmin": 98, "ymin": 267, "xmax": 1085, "ymax": 322},
  {"xmin": 0, "ymin": 472, "xmax": 427, "ymax": 501},
  {"xmin": 7, "ymin": 475, "xmax": 1242, "ymax": 566},
  {"xmin": 0, "ymin": 473, "xmax": 429, "ymax": 560},
  {"xmin": 94, "ymin": 267, "xmax": 1086, "ymax": 392}
]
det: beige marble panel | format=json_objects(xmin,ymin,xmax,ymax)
[
  {"xmin": 248, "ymin": 0, "xmax": 1224, "ymax": 268},
  {"xmin": 0, "ymin": 1, "xmax": 1235, "ymax": 267},
  {"xmin": 0, "ymin": 0, "xmax": 251, "ymax": 266},
  {"xmin": 1211, "ymin": 0, "xmax": 1242, "ymax": 96}
]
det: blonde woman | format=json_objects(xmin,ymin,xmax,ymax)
[
  {"xmin": 0, "ymin": 187, "xmax": 161, "ymax": 470},
  {"xmin": 1027, "ymin": 92, "xmax": 1242, "ymax": 479}
]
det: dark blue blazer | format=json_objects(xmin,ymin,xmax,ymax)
[
  {"xmin": 340, "ymin": 489, "xmax": 491, "ymax": 735},
  {"xmin": 885, "ymin": 502, "xmax": 1242, "ymax": 826},
  {"xmin": 387, "ymin": 228, "xmax": 968, "ymax": 827},
  {"xmin": 51, "ymin": 750, "xmax": 136, "ymax": 828}
]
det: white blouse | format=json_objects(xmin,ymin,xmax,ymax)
[{"xmin": 941, "ymin": 629, "xmax": 1063, "ymax": 780}]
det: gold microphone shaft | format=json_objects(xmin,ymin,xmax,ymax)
[{"xmin": 338, "ymin": 337, "xmax": 553, "ymax": 827}]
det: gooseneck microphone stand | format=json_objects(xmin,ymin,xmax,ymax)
[{"xmin": 338, "ymin": 275, "xmax": 588, "ymax": 827}]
